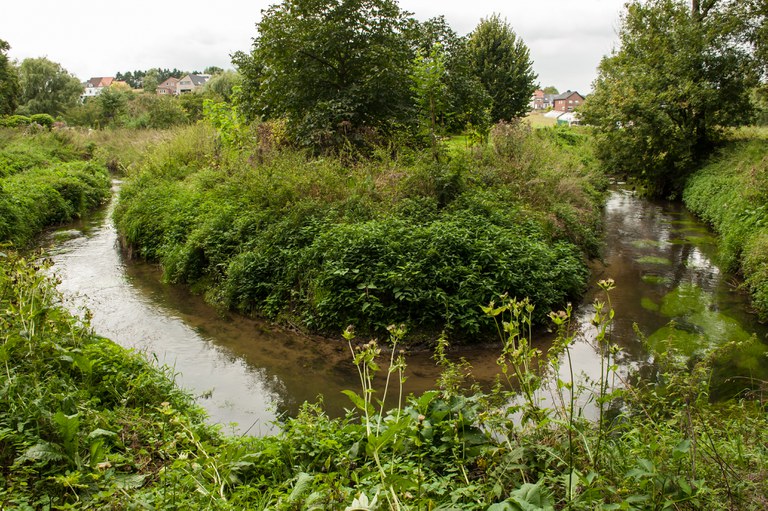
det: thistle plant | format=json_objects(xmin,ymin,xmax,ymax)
[{"xmin": 482, "ymin": 295, "xmax": 543, "ymax": 421}]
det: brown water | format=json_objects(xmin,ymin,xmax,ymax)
[{"xmin": 43, "ymin": 185, "xmax": 768, "ymax": 434}]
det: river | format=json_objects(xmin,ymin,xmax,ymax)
[{"xmin": 42, "ymin": 184, "xmax": 768, "ymax": 433}]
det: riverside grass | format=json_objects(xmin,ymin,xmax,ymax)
[
  {"xmin": 0, "ymin": 127, "xmax": 111, "ymax": 247},
  {"xmin": 2, "ymin": 252, "xmax": 767, "ymax": 510},
  {"xmin": 683, "ymin": 128, "xmax": 768, "ymax": 321},
  {"xmin": 114, "ymin": 121, "xmax": 605, "ymax": 339}
]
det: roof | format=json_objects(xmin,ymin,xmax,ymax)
[
  {"xmin": 181, "ymin": 74, "xmax": 211, "ymax": 86},
  {"xmin": 86, "ymin": 77, "xmax": 115, "ymax": 88},
  {"xmin": 159, "ymin": 77, "xmax": 180, "ymax": 87},
  {"xmin": 553, "ymin": 90, "xmax": 585, "ymax": 101}
]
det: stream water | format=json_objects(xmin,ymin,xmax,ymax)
[{"xmin": 43, "ymin": 184, "xmax": 768, "ymax": 434}]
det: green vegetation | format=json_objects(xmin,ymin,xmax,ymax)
[
  {"xmin": 0, "ymin": 39, "xmax": 20, "ymax": 116},
  {"xmin": 683, "ymin": 129, "xmax": 768, "ymax": 320},
  {"xmin": 114, "ymin": 120, "xmax": 603, "ymax": 338},
  {"xmin": 582, "ymin": 0, "xmax": 762, "ymax": 196},
  {"xmin": 17, "ymin": 57, "xmax": 83, "ymax": 117},
  {"xmin": 467, "ymin": 14, "xmax": 537, "ymax": 122},
  {"xmin": 233, "ymin": 0, "xmax": 536, "ymax": 152},
  {"xmin": 0, "ymin": 128, "xmax": 111, "ymax": 247},
  {"xmin": 3, "ymin": 254, "xmax": 767, "ymax": 509}
]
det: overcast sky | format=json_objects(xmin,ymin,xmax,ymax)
[{"xmin": 1, "ymin": 0, "xmax": 627, "ymax": 94}]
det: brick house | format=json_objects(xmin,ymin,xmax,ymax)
[
  {"xmin": 157, "ymin": 77, "xmax": 180, "ymax": 95},
  {"xmin": 553, "ymin": 90, "xmax": 585, "ymax": 112}
]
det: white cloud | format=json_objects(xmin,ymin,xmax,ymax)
[{"xmin": 2, "ymin": 0, "xmax": 625, "ymax": 92}]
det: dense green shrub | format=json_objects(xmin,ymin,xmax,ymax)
[
  {"xmin": 0, "ymin": 131, "xmax": 111, "ymax": 246},
  {"xmin": 115, "ymin": 122, "xmax": 603, "ymax": 338},
  {"xmin": 2, "ymin": 256, "xmax": 766, "ymax": 509},
  {"xmin": 29, "ymin": 113, "xmax": 54, "ymax": 129},
  {"xmin": 0, "ymin": 114, "xmax": 31, "ymax": 127},
  {"xmin": 683, "ymin": 132, "xmax": 768, "ymax": 320}
]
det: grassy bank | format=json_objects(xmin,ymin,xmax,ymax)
[
  {"xmin": 683, "ymin": 128, "xmax": 768, "ymax": 320},
  {"xmin": 0, "ymin": 128, "xmax": 111, "ymax": 247},
  {"xmin": 114, "ymin": 121, "xmax": 605, "ymax": 339},
  {"xmin": 2, "ymin": 251, "xmax": 766, "ymax": 509}
]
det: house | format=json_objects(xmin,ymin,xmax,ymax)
[
  {"xmin": 552, "ymin": 90, "xmax": 585, "ymax": 112},
  {"xmin": 81, "ymin": 77, "xmax": 116, "ymax": 100},
  {"xmin": 157, "ymin": 77, "xmax": 180, "ymax": 95},
  {"xmin": 530, "ymin": 89, "xmax": 545, "ymax": 110},
  {"xmin": 176, "ymin": 74, "xmax": 211, "ymax": 94},
  {"xmin": 530, "ymin": 89, "xmax": 558, "ymax": 111}
]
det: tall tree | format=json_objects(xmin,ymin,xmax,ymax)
[
  {"xmin": 406, "ymin": 16, "xmax": 491, "ymax": 136},
  {"xmin": 18, "ymin": 58, "xmax": 82, "ymax": 117},
  {"xmin": 233, "ymin": 0, "xmax": 415, "ymax": 151},
  {"xmin": 467, "ymin": 14, "xmax": 537, "ymax": 121},
  {"xmin": 581, "ymin": 0, "xmax": 758, "ymax": 196},
  {"xmin": 0, "ymin": 39, "xmax": 20, "ymax": 115}
]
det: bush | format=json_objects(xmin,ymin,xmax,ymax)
[
  {"xmin": 29, "ymin": 113, "xmax": 54, "ymax": 129},
  {"xmin": 0, "ymin": 132, "xmax": 111, "ymax": 246},
  {"xmin": 115, "ymin": 123, "xmax": 603, "ymax": 339},
  {"xmin": 684, "ymin": 133, "xmax": 768, "ymax": 320},
  {"xmin": 0, "ymin": 115, "xmax": 31, "ymax": 127}
]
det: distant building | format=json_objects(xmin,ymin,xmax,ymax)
[
  {"xmin": 81, "ymin": 77, "xmax": 116, "ymax": 100},
  {"xmin": 530, "ymin": 89, "xmax": 558, "ymax": 111},
  {"xmin": 530, "ymin": 89, "xmax": 545, "ymax": 110},
  {"xmin": 177, "ymin": 74, "xmax": 211, "ymax": 94},
  {"xmin": 157, "ymin": 77, "xmax": 180, "ymax": 95},
  {"xmin": 552, "ymin": 90, "xmax": 585, "ymax": 112}
]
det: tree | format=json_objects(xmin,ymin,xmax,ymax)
[
  {"xmin": 581, "ymin": 0, "xmax": 758, "ymax": 196},
  {"xmin": 18, "ymin": 58, "xmax": 82, "ymax": 117},
  {"xmin": 411, "ymin": 44, "xmax": 449, "ymax": 158},
  {"xmin": 204, "ymin": 66, "xmax": 224, "ymax": 76},
  {"xmin": 234, "ymin": 0, "xmax": 415, "ymax": 151},
  {"xmin": 95, "ymin": 86, "xmax": 128, "ymax": 127},
  {"xmin": 142, "ymin": 69, "xmax": 160, "ymax": 94},
  {"xmin": 467, "ymin": 14, "xmax": 537, "ymax": 121},
  {"xmin": 203, "ymin": 70, "xmax": 242, "ymax": 102},
  {"xmin": 542, "ymin": 85, "xmax": 559, "ymax": 95},
  {"xmin": 0, "ymin": 39, "xmax": 20, "ymax": 115}
]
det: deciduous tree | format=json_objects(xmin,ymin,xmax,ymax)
[
  {"xmin": 581, "ymin": 0, "xmax": 758, "ymax": 196},
  {"xmin": 234, "ymin": 0, "xmax": 415, "ymax": 151},
  {"xmin": 0, "ymin": 39, "xmax": 20, "ymax": 115},
  {"xmin": 467, "ymin": 14, "xmax": 537, "ymax": 122},
  {"xmin": 18, "ymin": 57, "xmax": 82, "ymax": 117}
]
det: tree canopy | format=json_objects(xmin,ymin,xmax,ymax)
[
  {"xmin": 235, "ymin": 0, "xmax": 415, "ymax": 151},
  {"xmin": 233, "ymin": 3, "xmax": 537, "ymax": 151},
  {"xmin": 467, "ymin": 14, "xmax": 537, "ymax": 122},
  {"xmin": 18, "ymin": 57, "xmax": 82, "ymax": 117},
  {"xmin": 0, "ymin": 39, "xmax": 20, "ymax": 115},
  {"xmin": 581, "ymin": 0, "xmax": 759, "ymax": 196}
]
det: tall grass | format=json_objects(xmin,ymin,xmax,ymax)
[
  {"xmin": 683, "ymin": 128, "xmax": 768, "ymax": 320},
  {"xmin": 114, "ymin": 121, "xmax": 605, "ymax": 338},
  {"xmin": 0, "ymin": 128, "xmax": 111, "ymax": 247},
  {"xmin": 2, "ymin": 255, "xmax": 766, "ymax": 509}
]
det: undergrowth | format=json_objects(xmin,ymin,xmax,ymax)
[
  {"xmin": 683, "ymin": 129, "xmax": 768, "ymax": 320},
  {"xmin": 0, "ymin": 128, "xmax": 111, "ymax": 247},
  {"xmin": 2, "ymin": 253, "xmax": 766, "ymax": 509},
  {"xmin": 114, "ymin": 119, "xmax": 605, "ymax": 339}
]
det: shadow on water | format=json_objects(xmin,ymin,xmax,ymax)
[{"xmin": 43, "ymin": 184, "xmax": 768, "ymax": 434}]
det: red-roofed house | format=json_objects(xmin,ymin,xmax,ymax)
[{"xmin": 81, "ymin": 77, "xmax": 116, "ymax": 100}]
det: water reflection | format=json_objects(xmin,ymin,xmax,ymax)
[
  {"xmin": 43, "ymin": 186, "xmax": 767, "ymax": 434},
  {"xmin": 575, "ymin": 189, "xmax": 768, "ymax": 397}
]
